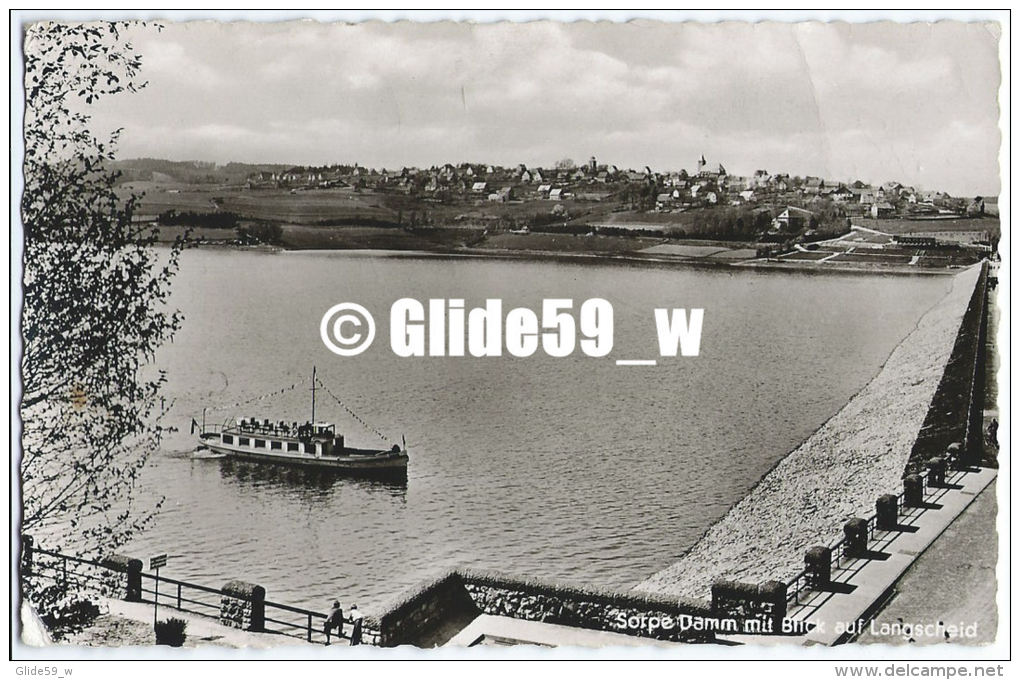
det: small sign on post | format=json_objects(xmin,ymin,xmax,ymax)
[{"xmin": 150, "ymin": 554, "xmax": 169, "ymax": 627}]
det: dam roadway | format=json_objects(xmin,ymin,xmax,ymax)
[{"xmin": 635, "ymin": 262, "xmax": 996, "ymax": 646}]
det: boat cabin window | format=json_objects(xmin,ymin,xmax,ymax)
[
  {"xmin": 304, "ymin": 442, "xmax": 316, "ymax": 454},
  {"xmin": 270, "ymin": 441, "xmax": 282, "ymax": 450},
  {"xmin": 254, "ymin": 439, "xmax": 266, "ymax": 449},
  {"xmin": 239, "ymin": 437, "xmax": 250, "ymax": 446},
  {"xmin": 222, "ymin": 434, "xmax": 234, "ymax": 445},
  {"xmin": 287, "ymin": 442, "xmax": 299, "ymax": 452}
]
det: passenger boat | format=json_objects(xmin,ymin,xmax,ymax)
[{"xmin": 193, "ymin": 367, "xmax": 409, "ymax": 475}]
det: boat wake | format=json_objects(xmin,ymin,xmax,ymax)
[{"xmin": 191, "ymin": 447, "xmax": 227, "ymax": 460}]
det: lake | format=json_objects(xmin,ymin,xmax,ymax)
[{"xmin": 120, "ymin": 249, "xmax": 951, "ymax": 613}]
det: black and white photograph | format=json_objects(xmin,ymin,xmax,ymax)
[{"xmin": 10, "ymin": 9, "xmax": 1009, "ymax": 670}]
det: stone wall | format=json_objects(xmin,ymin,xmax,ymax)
[
  {"xmin": 710, "ymin": 579, "xmax": 786, "ymax": 633},
  {"xmin": 99, "ymin": 554, "xmax": 142, "ymax": 602},
  {"xmin": 369, "ymin": 567, "xmax": 716, "ymax": 647},
  {"xmin": 460, "ymin": 568, "xmax": 716, "ymax": 643},
  {"xmin": 367, "ymin": 570, "xmax": 478, "ymax": 647},
  {"xmin": 907, "ymin": 261, "xmax": 990, "ymax": 470},
  {"xmin": 219, "ymin": 580, "xmax": 265, "ymax": 632}
]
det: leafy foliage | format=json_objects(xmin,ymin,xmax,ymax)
[
  {"xmin": 671, "ymin": 206, "xmax": 774, "ymax": 240},
  {"xmin": 27, "ymin": 583, "xmax": 102, "ymax": 640},
  {"xmin": 154, "ymin": 617, "xmax": 188, "ymax": 646},
  {"xmin": 20, "ymin": 22, "xmax": 182, "ymax": 558}
]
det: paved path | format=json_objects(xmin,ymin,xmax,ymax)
[
  {"xmin": 818, "ymin": 248, "xmax": 848, "ymax": 263},
  {"xmin": 106, "ymin": 599, "xmax": 303, "ymax": 649},
  {"xmin": 848, "ymin": 224, "xmax": 894, "ymax": 237},
  {"xmin": 795, "ymin": 466, "xmax": 997, "ymax": 646},
  {"xmin": 720, "ymin": 465, "xmax": 997, "ymax": 647},
  {"xmin": 855, "ymin": 481, "xmax": 998, "ymax": 645}
]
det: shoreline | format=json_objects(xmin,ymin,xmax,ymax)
[
  {"xmin": 634, "ymin": 263, "xmax": 982, "ymax": 599},
  {"xmin": 178, "ymin": 241, "xmax": 963, "ymax": 278}
]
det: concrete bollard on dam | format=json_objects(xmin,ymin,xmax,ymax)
[
  {"xmin": 927, "ymin": 456, "xmax": 947, "ymax": 488},
  {"xmin": 804, "ymin": 546, "xmax": 832, "ymax": 588},
  {"xmin": 946, "ymin": 442, "xmax": 963, "ymax": 470},
  {"xmin": 757, "ymin": 580, "xmax": 788, "ymax": 631},
  {"xmin": 842, "ymin": 518, "xmax": 869, "ymax": 559},
  {"xmin": 903, "ymin": 474, "xmax": 925, "ymax": 508},
  {"xmin": 876, "ymin": 494, "xmax": 899, "ymax": 532}
]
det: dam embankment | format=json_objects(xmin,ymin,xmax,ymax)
[{"xmin": 636, "ymin": 263, "xmax": 987, "ymax": 600}]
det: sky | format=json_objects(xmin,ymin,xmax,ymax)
[{"xmin": 46, "ymin": 17, "xmax": 1003, "ymax": 196}]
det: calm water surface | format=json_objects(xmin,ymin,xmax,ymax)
[{"xmin": 122, "ymin": 249, "xmax": 951, "ymax": 612}]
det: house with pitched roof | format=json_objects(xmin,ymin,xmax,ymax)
[
  {"xmin": 871, "ymin": 202, "xmax": 896, "ymax": 218},
  {"xmin": 774, "ymin": 206, "xmax": 816, "ymax": 231},
  {"xmin": 802, "ymin": 177, "xmax": 825, "ymax": 195}
]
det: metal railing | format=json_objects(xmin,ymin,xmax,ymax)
[
  {"xmin": 785, "ymin": 568, "xmax": 810, "ymax": 604},
  {"xmin": 23, "ymin": 541, "xmax": 378, "ymax": 646},
  {"xmin": 28, "ymin": 547, "xmax": 117, "ymax": 595},
  {"xmin": 785, "ymin": 460, "xmax": 979, "ymax": 608},
  {"xmin": 829, "ymin": 534, "xmax": 846, "ymax": 569},
  {"xmin": 261, "ymin": 599, "xmax": 379, "ymax": 646},
  {"xmin": 866, "ymin": 513, "xmax": 878, "ymax": 540},
  {"xmin": 139, "ymin": 572, "xmax": 222, "ymax": 621},
  {"xmin": 783, "ymin": 473, "xmax": 934, "ymax": 607},
  {"xmin": 264, "ymin": 598, "xmax": 326, "ymax": 644}
]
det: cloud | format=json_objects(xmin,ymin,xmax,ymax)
[
  {"xmin": 135, "ymin": 38, "xmax": 224, "ymax": 88},
  {"xmin": 81, "ymin": 19, "xmax": 1001, "ymax": 195}
]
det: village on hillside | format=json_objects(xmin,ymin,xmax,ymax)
[
  {"xmin": 114, "ymin": 154, "xmax": 999, "ymax": 271},
  {"xmin": 242, "ymin": 154, "xmax": 994, "ymax": 222}
]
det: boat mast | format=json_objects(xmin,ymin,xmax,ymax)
[{"xmin": 310, "ymin": 366, "xmax": 317, "ymax": 424}]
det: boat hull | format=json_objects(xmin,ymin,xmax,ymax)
[{"xmin": 199, "ymin": 435, "xmax": 408, "ymax": 475}]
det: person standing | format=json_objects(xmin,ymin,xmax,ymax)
[
  {"xmin": 323, "ymin": 600, "xmax": 344, "ymax": 645},
  {"xmin": 349, "ymin": 604, "xmax": 363, "ymax": 646}
]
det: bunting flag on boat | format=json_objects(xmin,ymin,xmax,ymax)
[
  {"xmin": 315, "ymin": 379, "xmax": 392, "ymax": 444},
  {"xmin": 206, "ymin": 377, "xmax": 308, "ymax": 411}
]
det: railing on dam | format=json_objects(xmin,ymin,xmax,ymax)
[
  {"xmin": 20, "ymin": 538, "xmax": 380, "ymax": 646},
  {"xmin": 785, "ymin": 487, "xmax": 911, "ymax": 606},
  {"xmin": 785, "ymin": 260, "xmax": 993, "ymax": 609}
]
